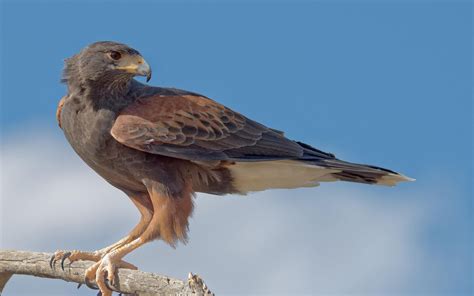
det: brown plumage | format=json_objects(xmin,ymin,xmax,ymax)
[{"xmin": 52, "ymin": 41, "xmax": 413, "ymax": 296}]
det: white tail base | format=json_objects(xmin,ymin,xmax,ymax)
[{"xmin": 228, "ymin": 160, "xmax": 340, "ymax": 194}]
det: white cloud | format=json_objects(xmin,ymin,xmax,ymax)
[{"xmin": 0, "ymin": 131, "xmax": 459, "ymax": 295}]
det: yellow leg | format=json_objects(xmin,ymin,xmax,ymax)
[{"xmin": 50, "ymin": 194, "xmax": 153, "ymax": 272}]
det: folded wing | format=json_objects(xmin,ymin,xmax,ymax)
[{"xmin": 111, "ymin": 88, "xmax": 312, "ymax": 161}]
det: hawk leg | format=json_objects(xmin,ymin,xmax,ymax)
[
  {"xmin": 91, "ymin": 180, "xmax": 194, "ymax": 296},
  {"xmin": 50, "ymin": 194, "xmax": 153, "ymax": 277}
]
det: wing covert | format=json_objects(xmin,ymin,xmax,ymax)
[{"xmin": 111, "ymin": 89, "xmax": 303, "ymax": 161}]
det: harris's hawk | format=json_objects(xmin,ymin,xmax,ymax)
[{"xmin": 51, "ymin": 41, "xmax": 413, "ymax": 295}]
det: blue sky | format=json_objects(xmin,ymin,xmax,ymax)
[{"xmin": 1, "ymin": 1, "xmax": 472, "ymax": 295}]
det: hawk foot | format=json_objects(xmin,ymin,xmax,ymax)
[
  {"xmin": 50, "ymin": 250, "xmax": 104, "ymax": 271},
  {"xmin": 84, "ymin": 253, "xmax": 138, "ymax": 296},
  {"xmin": 50, "ymin": 249, "xmax": 137, "ymax": 295}
]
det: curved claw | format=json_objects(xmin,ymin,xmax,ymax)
[
  {"xmin": 77, "ymin": 283, "xmax": 82, "ymax": 289},
  {"xmin": 61, "ymin": 252, "xmax": 72, "ymax": 271},
  {"xmin": 49, "ymin": 255, "xmax": 55, "ymax": 269}
]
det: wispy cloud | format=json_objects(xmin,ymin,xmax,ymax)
[{"xmin": 0, "ymin": 131, "xmax": 469, "ymax": 295}]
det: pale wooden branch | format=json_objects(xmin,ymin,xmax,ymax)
[{"xmin": 0, "ymin": 250, "xmax": 213, "ymax": 296}]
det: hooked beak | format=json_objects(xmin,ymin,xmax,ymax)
[
  {"xmin": 138, "ymin": 59, "xmax": 152, "ymax": 82},
  {"xmin": 115, "ymin": 55, "xmax": 152, "ymax": 82},
  {"xmin": 146, "ymin": 68, "xmax": 152, "ymax": 82}
]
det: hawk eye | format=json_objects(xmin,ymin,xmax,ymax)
[{"xmin": 109, "ymin": 51, "xmax": 122, "ymax": 60}]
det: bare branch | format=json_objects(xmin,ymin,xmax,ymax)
[{"xmin": 0, "ymin": 250, "xmax": 212, "ymax": 296}]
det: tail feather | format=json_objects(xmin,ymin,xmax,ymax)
[
  {"xmin": 317, "ymin": 159, "xmax": 414, "ymax": 186},
  {"xmin": 225, "ymin": 141, "xmax": 414, "ymax": 194},
  {"xmin": 226, "ymin": 158, "xmax": 413, "ymax": 194},
  {"xmin": 298, "ymin": 141, "xmax": 414, "ymax": 186}
]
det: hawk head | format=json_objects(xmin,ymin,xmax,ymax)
[{"xmin": 62, "ymin": 41, "xmax": 152, "ymax": 89}]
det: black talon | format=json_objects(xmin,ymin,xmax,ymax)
[
  {"xmin": 49, "ymin": 254, "xmax": 55, "ymax": 269},
  {"xmin": 76, "ymin": 283, "xmax": 82, "ymax": 289},
  {"xmin": 60, "ymin": 252, "xmax": 71, "ymax": 271},
  {"xmin": 96, "ymin": 292, "xmax": 102, "ymax": 296}
]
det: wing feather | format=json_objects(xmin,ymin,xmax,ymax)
[{"xmin": 111, "ymin": 89, "xmax": 303, "ymax": 161}]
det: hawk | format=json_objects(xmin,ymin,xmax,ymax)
[{"xmin": 51, "ymin": 41, "xmax": 413, "ymax": 295}]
